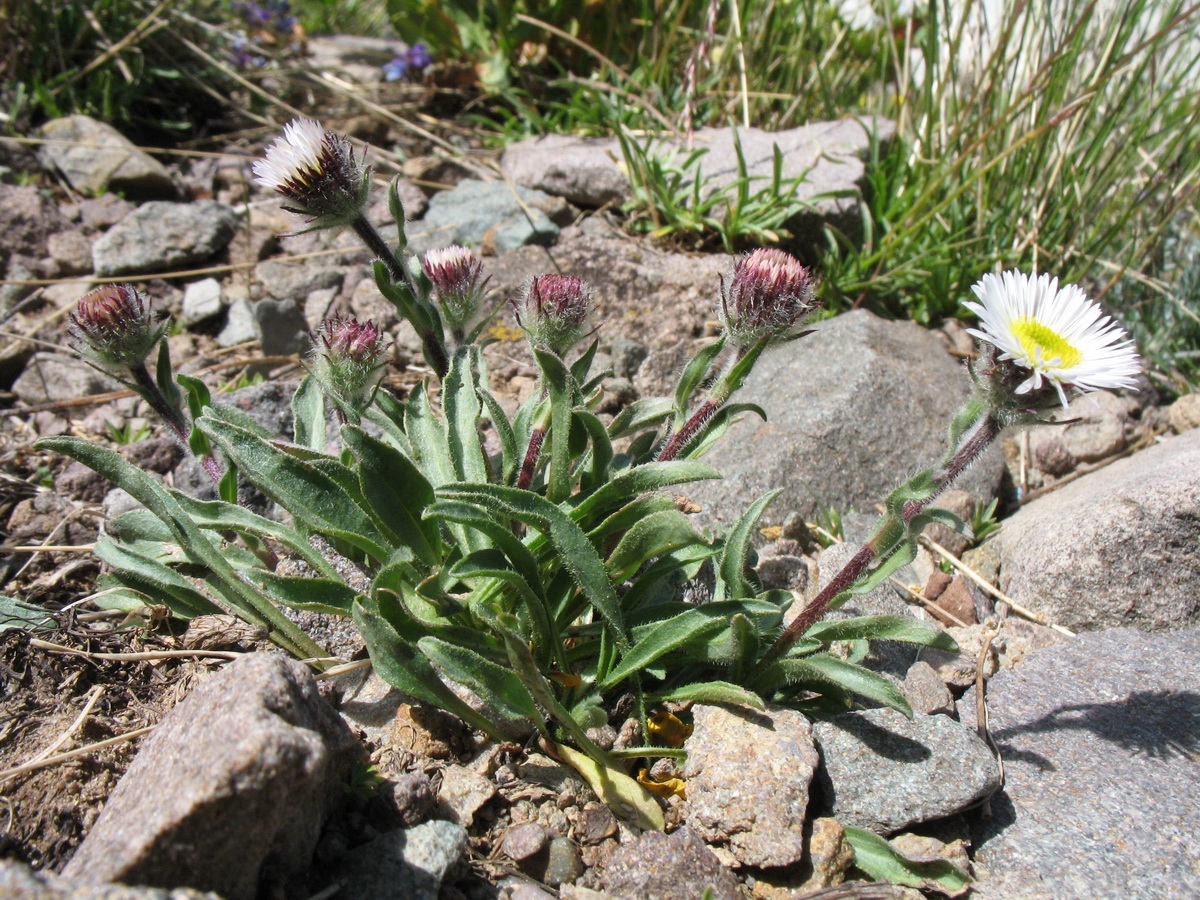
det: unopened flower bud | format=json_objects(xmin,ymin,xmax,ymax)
[
  {"xmin": 253, "ymin": 118, "xmax": 370, "ymax": 230},
  {"xmin": 310, "ymin": 317, "xmax": 389, "ymax": 414},
  {"xmin": 423, "ymin": 245, "xmax": 486, "ymax": 330},
  {"xmin": 69, "ymin": 284, "xmax": 166, "ymax": 374},
  {"xmin": 513, "ymin": 274, "xmax": 595, "ymax": 357},
  {"xmin": 718, "ymin": 248, "xmax": 817, "ymax": 349}
]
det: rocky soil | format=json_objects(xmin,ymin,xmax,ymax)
[{"xmin": 2, "ymin": 37, "xmax": 1199, "ymax": 900}]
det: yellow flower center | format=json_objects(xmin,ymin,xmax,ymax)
[{"xmin": 1012, "ymin": 318, "xmax": 1081, "ymax": 368}]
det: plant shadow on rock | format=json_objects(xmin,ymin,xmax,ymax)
[{"xmin": 993, "ymin": 689, "xmax": 1200, "ymax": 765}]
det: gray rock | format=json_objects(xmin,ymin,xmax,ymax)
[
  {"xmin": 1056, "ymin": 389, "xmax": 1129, "ymax": 462},
  {"xmin": 38, "ymin": 115, "xmax": 177, "ymax": 199},
  {"xmin": 436, "ymin": 763, "xmax": 497, "ymax": 827},
  {"xmin": 219, "ymin": 380, "xmax": 298, "ymax": 438},
  {"xmin": 500, "ymin": 134, "xmax": 631, "ymax": 207},
  {"xmin": 0, "ymin": 184, "xmax": 69, "ymax": 271},
  {"xmin": 544, "ymin": 837, "xmax": 584, "ymax": 887},
  {"xmin": 812, "ymin": 707, "xmax": 1002, "ymax": 833},
  {"xmin": 72, "ymin": 193, "xmax": 137, "ymax": 230},
  {"xmin": 13, "ymin": 353, "xmax": 119, "ymax": 407},
  {"xmin": 599, "ymin": 826, "xmax": 741, "ymax": 900},
  {"xmin": 991, "ymin": 427, "xmax": 1200, "ymax": 632},
  {"xmin": 683, "ymin": 703, "xmax": 819, "ymax": 867},
  {"xmin": 63, "ymin": 654, "xmax": 360, "ymax": 900},
  {"xmin": 501, "ymin": 822, "xmax": 551, "ymax": 863},
  {"xmin": 253, "ymin": 298, "xmax": 310, "ymax": 355},
  {"xmin": 501, "ymin": 119, "xmax": 894, "ymax": 238},
  {"xmin": 0, "ymin": 859, "xmax": 222, "ymax": 899},
  {"xmin": 328, "ymin": 820, "xmax": 468, "ymax": 900},
  {"xmin": 255, "ymin": 260, "xmax": 344, "ymax": 302},
  {"xmin": 46, "ymin": 230, "xmax": 94, "ymax": 277},
  {"xmin": 961, "ymin": 628, "xmax": 1200, "ymax": 900},
  {"xmin": 411, "ymin": 179, "xmax": 559, "ymax": 255},
  {"xmin": 93, "ymin": 201, "xmax": 239, "ymax": 277},
  {"xmin": 688, "ymin": 309, "xmax": 1005, "ymax": 528},
  {"xmin": 802, "ymin": 540, "xmax": 923, "ymax": 679},
  {"xmin": 217, "ymin": 296, "xmax": 259, "ymax": 347},
  {"xmin": 182, "ymin": 278, "xmax": 224, "ymax": 326}
]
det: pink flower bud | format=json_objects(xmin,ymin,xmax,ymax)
[
  {"xmin": 718, "ymin": 248, "xmax": 817, "ymax": 348},
  {"xmin": 513, "ymin": 274, "xmax": 596, "ymax": 357},
  {"xmin": 69, "ymin": 284, "xmax": 166, "ymax": 373},
  {"xmin": 311, "ymin": 317, "xmax": 389, "ymax": 414},
  {"xmin": 422, "ymin": 245, "xmax": 485, "ymax": 329}
]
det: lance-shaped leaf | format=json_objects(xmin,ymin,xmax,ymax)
[
  {"xmin": 449, "ymin": 548, "xmax": 557, "ymax": 664},
  {"xmin": 438, "ymin": 483, "xmax": 627, "ymax": 645},
  {"xmin": 342, "ymin": 425, "xmax": 442, "ymax": 567},
  {"xmin": 444, "ymin": 348, "xmax": 490, "ymax": 484},
  {"xmin": 252, "ymin": 572, "xmax": 358, "ymax": 615},
  {"xmin": 36, "ymin": 436, "xmax": 322, "ymax": 659},
  {"xmin": 599, "ymin": 608, "xmax": 726, "ymax": 690},
  {"xmin": 353, "ymin": 595, "xmax": 503, "ymax": 737},
  {"xmin": 198, "ymin": 415, "xmax": 389, "ymax": 562},
  {"xmin": 806, "ymin": 615, "xmax": 959, "ymax": 651},
  {"xmin": 573, "ymin": 408, "xmax": 613, "ymax": 495},
  {"xmin": 572, "ymin": 461, "xmax": 721, "ymax": 523},
  {"xmin": 605, "ymin": 509, "xmax": 708, "ymax": 584},
  {"xmin": 608, "ymin": 396, "xmax": 672, "ymax": 439},
  {"xmin": 551, "ymin": 740, "xmax": 666, "ymax": 832},
  {"xmin": 766, "ymin": 653, "xmax": 913, "ymax": 717},
  {"xmin": 532, "ymin": 347, "xmax": 575, "ymax": 504},
  {"xmin": 844, "ymin": 827, "xmax": 971, "ymax": 897},
  {"xmin": 419, "ymin": 636, "xmax": 544, "ymax": 724},
  {"xmin": 716, "ymin": 489, "xmax": 782, "ymax": 602},
  {"xmin": 94, "ymin": 533, "xmax": 223, "ymax": 619},
  {"xmin": 654, "ymin": 681, "xmax": 765, "ymax": 710},
  {"xmin": 291, "ymin": 374, "xmax": 327, "ymax": 452},
  {"xmin": 672, "ymin": 335, "xmax": 726, "ymax": 428}
]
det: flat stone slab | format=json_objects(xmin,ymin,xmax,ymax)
[{"xmin": 961, "ymin": 627, "xmax": 1200, "ymax": 899}]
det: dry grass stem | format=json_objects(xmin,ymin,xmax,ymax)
[
  {"xmin": 922, "ymin": 536, "xmax": 1076, "ymax": 637},
  {"xmin": 30, "ymin": 638, "xmax": 243, "ymax": 663},
  {"xmin": 0, "ymin": 726, "xmax": 157, "ymax": 783}
]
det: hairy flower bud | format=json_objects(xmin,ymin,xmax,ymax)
[
  {"xmin": 513, "ymin": 274, "xmax": 595, "ymax": 357},
  {"xmin": 253, "ymin": 118, "xmax": 370, "ymax": 230},
  {"xmin": 69, "ymin": 284, "xmax": 167, "ymax": 374},
  {"xmin": 310, "ymin": 317, "xmax": 389, "ymax": 415},
  {"xmin": 718, "ymin": 248, "xmax": 817, "ymax": 348},
  {"xmin": 423, "ymin": 245, "xmax": 486, "ymax": 330}
]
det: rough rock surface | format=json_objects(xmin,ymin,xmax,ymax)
[
  {"xmin": 0, "ymin": 184, "xmax": 70, "ymax": 271},
  {"xmin": 961, "ymin": 628, "xmax": 1200, "ymax": 899},
  {"xmin": 501, "ymin": 118, "xmax": 894, "ymax": 240},
  {"xmin": 991, "ymin": 427, "xmax": 1200, "ymax": 632},
  {"xmin": 688, "ymin": 309, "xmax": 1005, "ymax": 528},
  {"xmin": 38, "ymin": 115, "xmax": 178, "ymax": 199},
  {"xmin": 0, "ymin": 860, "xmax": 222, "ymax": 899},
  {"xmin": 93, "ymin": 201, "xmax": 239, "ymax": 276},
  {"xmin": 326, "ymin": 820, "xmax": 468, "ymax": 900},
  {"xmin": 812, "ymin": 707, "xmax": 1002, "ymax": 833},
  {"xmin": 599, "ymin": 826, "xmax": 742, "ymax": 900},
  {"xmin": 63, "ymin": 654, "xmax": 360, "ymax": 900},
  {"xmin": 683, "ymin": 703, "xmax": 819, "ymax": 867},
  {"xmin": 410, "ymin": 179, "xmax": 560, "ymax": 255}
]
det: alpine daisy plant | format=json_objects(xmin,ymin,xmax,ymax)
[{"xmin": 40, "ymin": 117, "xmax": 1143, "ymax": 826}]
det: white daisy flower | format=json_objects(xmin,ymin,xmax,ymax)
[
  {"xmin": 252, "ymin": 118, "xmax": 370, "ymax": 229},
  {"xmin": 964, "ymin": 270, "xmax": 1141, "ymax": 407}
]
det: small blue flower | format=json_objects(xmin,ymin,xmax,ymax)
[
  {"xmin": 407, "ymin": 42, "xmax": 433, "ymax": 70},
  {"xmin": 383, "ymin": 57, "xmax": 408, "ymax": 82}
]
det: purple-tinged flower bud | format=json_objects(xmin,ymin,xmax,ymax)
[
  {"xmin": 253, "ymin": 118, "xmax": 370, "ymax": 231},
  {"xmin": 512, "ymin": 274, "xmax": 595, "ymax": 357},
  {"xmin": 69, "ymin": 284, "xmax": 167, "ymax": 374},
  {"xmin": 718, "ymin": 248, "xmax": 818, "ymax": 349},
  {"xmin": 423, "ymin": 245, "xmax": 486, "ymax": 330},
  {"xmin": 310, "ymin": 316, "xmax": 389, "ymax": 415}
]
